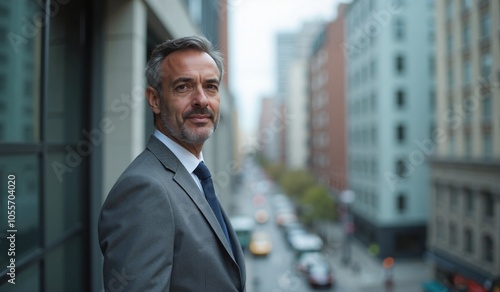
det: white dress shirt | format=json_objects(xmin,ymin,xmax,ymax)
[{"xmin": 154, "ymin": 130, "xmax": 204, "ymax": 191}]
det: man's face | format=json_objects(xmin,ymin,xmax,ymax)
[{"xmin": 156, "ymin": 49, "xmax": 221, "ymax": 147}]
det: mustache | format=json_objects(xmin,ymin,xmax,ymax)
[{"xmin": 183, "ymin": 108, "xmax": 215, "ymax": 119}]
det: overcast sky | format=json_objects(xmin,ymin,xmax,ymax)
[{"xmin": 228, "ymin": 0, "xmax": 346, "ymax": 135}]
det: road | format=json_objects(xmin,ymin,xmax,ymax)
[
  {"xmin": 231, "ymin": 160, "xmax": 337, "ymax": 292},
  {"xmin": 229, "ymin": 158, "xmax": 432, "ymax": 292}
]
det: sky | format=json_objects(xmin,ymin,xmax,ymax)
[{"xmin": 228, "ymin": 0, "xmax": 345, "ymax": 135}]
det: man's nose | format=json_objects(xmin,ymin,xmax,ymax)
[{"xmin": 192, "ymin": 85, "xmax": 209, "ymax": 107}]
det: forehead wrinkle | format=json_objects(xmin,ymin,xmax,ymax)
[{"xmin": 162, "ymin": 50, "xmax": 219, "ymax": 81}]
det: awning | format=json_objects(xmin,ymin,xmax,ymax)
[{"xmin": 427, "ymin": 250, "xmax": 495, "ymax": 286}]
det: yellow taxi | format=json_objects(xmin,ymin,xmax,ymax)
[{"xmin": 249, "ymin": 231, "xmax": 272, "ymax": 256}]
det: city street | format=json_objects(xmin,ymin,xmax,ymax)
[{"xmin": 230, "ymin": 159, "xmax": 432, "ymax": 292}]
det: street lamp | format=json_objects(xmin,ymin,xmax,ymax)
[{"xmin": 340, "ymin": 190, "xmax": 355, "ymax": 265}]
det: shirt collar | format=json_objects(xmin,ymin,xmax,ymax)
[{"xmin": 154, "ymin": 130, "xmax": 203, "ymax": 174}]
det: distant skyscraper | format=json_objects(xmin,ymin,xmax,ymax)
[
  {"xmin": 278, "ymin": 21, "xmax": 324, "ymax": 166},
  {"xmin": 427, "ymin": 1, "xmax": 500, "ymax": 290},
  {"xmin": 345, "ymin": 0, "xmax": 435, "ymax": 258}
]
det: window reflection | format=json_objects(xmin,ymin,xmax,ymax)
[
  {"xmin": 0, "ymin": 0, "xmax": 40, "ymax": 142},
  {"xmin": 0, "ymin": 155, "xmax": 40, "ymax": 263}
]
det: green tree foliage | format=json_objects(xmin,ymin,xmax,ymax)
[
  {"xmin": 279, "ymin": 169, "xmax": 315, "ymax": 200},
  {"xmin": 264, "ymin": 163, "xmax": 285, "ymax": 182},
  {"xmin": 300, "ymin": 185, "xmax": 335, "ymax": 225}
]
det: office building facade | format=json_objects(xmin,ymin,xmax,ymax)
[
  {"xmin": 428, "ymin": 0, "xmax": 500, "ymax": 290},
  {"xmin": 345, "ymin": 0, "xmax": 435, "ymax": 258}
]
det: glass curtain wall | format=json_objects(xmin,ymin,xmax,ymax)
[{"xmin": 0, "ymin": 0, "xmax": 91, "ymax": 291}]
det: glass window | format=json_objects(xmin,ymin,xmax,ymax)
[
  {"xmin": 480, "ymin": 12, "xmax": 491, "ymax": 38},
  {"xmin": 46, "ymin": 3, "xmax": 86, "ymax": 144},
  {"xmin": 462, "ymin": 0, "xmax": 472, "ymax": 11},
  {"xmin": 482, "ymin": 95, "xmax": 492, "ymax": 122},
  {"xmin": 436, "ymin": 218, "xmax": 444, "ymax": 240},
  {"xmin": 462, "ymin": 22, "xmax": 470, "ymax": 48},
  {"xmin": 464, "ymin": 133, "xmax": 472, "ymax": 157},
  {"xmin": 449, "ymin": 186, "xmax": 458, "ymax": 211},
  {"xmin": 396, "ymin": 159, "xmax": 408, "ymax": 177},
  {"xmin": 430, "ymin": 89, "xmax": 435, "ymax": 110},
  {"xmin": 0, "ymin": 1, "xmax": 40, "ymax": 143},
  {"xmin": 395, "ymin": 54, "xmax": 405, "ymax": 75},
  {"xmin": 463, "ymin": 60, "xmax": 471, "ymax": 86},
  {"xmin": 464, "ymin": 188, "xmax": 474, "ymax": 214},
  {"xmin": 396, "ymin": 124, "xmax": 406, "ymax": 143},
  {"xmin": 0, "ymin": 155, "xmax": 40, "ymax": 263},
  {"xmin": 483, "ymin": 133, "xmax": 492, "ymax": 158},
  {"xmin": 0, "ymin": 264, "xmax": 40, "ymax": 292},
  {"xmin": 397, "ymin": 193, "xmax": 406, "ymax": 213},
  {"xmin": 464, "ymin": 228, "xmax": 473, "ymax": 253},
  {"xmin": 0, "ymin": 1, "xmax": 90, "ymax": 290},
  {"xmin": 483, "ymin": 190, "xmax": 494, "ymax": 218},
  {"xmin": 396, "ymin": 89, "xmax": 405, "ymax": 108},
  {"xmin": 429, "ymin": 56, "xmax": 435, "ymax": 76},
  {"xmin": 483, "ymin": 235, "xmax": 494, "ymax": 263},
  {"xmin": 449, "ymin": 223, "xmax": 457, "ymax": 246},
  {"xmin": 45, "ymin": 236, "xmax": 85, "ymax": 292},
  {"xmin": 446, "ymin": 0, "xmax": 454, "ymax": 20},
  {"xmin": 481, "ymin": 53, "xmax": 492, "ymax": 80},
  {"xmin": 448, "ymin": 133, "xmax": 456, "ymax": 157},
  {"xmin": 45, "ymin": 152, "xmax": 84, "ymax": 243}
]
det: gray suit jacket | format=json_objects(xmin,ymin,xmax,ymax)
[{"xmin": 98, "ymin": 135, "xmax": 246, "ymax": 291}]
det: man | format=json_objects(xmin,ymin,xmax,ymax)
[{"xmin": 98, "ymin": 36, "xmax": 246, "ymax": 291}]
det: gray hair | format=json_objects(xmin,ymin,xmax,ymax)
[{"xmin": 145, "ymin": 36, "xmax": 224, "ymax": 95}]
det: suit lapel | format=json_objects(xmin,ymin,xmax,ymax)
[{"xmin": 146, "ymin": 136, "xmax": 236, "ymax": 260}]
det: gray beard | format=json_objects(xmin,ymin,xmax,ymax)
[{"xmin": 160, "ymin": 112, "xmax": 218, "ymax": 145}]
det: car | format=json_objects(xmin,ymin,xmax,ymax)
[
  {"xmin": 254, "ymin": 209, "xmax": 269, "ymax": 224},
  {"xmin": 249, "ymin": 231, "xmax": 272, "ymax": 256},
  {"xmin": 296, "ymin": 252, "xmax": 325, "ymax": 273},
  {"xmin": 275, "ymin": 211, "xmax": 297, "ymax": 227},
  {"xmin": 306, "ymin": 261, "xmax": 334, "ymax": 288},
  {"xmin": 289, "ymin": 233, "xmax": 323, "ymax": 258}
]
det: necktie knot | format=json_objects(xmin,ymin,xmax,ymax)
[{"xmin": 194, "ymin": 162, "xmax": 211, "ymax": 180}]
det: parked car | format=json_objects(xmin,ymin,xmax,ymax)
[
  {"xmin": 249, "ymin": 231, "xmax": 272, "ymax": 256},
  {"xmin": 306, "ymin": 260, "xmax": 334, "ymax": 289},
  {"xmin": 296, "ymin": 252, "xmax": 325, "ymax": 273},
  {"xmin": 289, "ymin": 232, "xmax": 323, "ymax": 258}
]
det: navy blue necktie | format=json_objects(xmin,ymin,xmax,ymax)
[{"xmin": 194, "ymin": 162, "xmax": 232, "ymax": 252}]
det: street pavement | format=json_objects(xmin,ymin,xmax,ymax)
[{"xmin": 321, "ymin": 222, "xmax": 432, "ymax": 292}]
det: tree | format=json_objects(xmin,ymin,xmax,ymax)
[
  {"xmin": 300, "ymin": 185, "xmax": 335, "ymax": 225},
  {"xmin": 279, "ymin": 169, "xmax": 315, "ymax": 201}
]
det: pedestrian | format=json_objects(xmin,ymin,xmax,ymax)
[{"xmin": 98, "ymin": 36, "xmax": 246, "ymax": 291}]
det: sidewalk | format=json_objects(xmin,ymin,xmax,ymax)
[{"xmin": 317, "ymin": 222, "xmax": 432, "ymax": 292}]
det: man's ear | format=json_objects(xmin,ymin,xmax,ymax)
[{"xmin": 146, "ymin": 86, "xmax": 161, "ymax": 114}]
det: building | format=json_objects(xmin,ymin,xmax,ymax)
[
  {"xmin": 0, "ymin": 0, "xmax": 236, "ymax": 291},
  {"xmin": 263, "ymin": 22, "xmax": 324, "ymax": 166},
  {"xmin": 308, "ymin": 4, "xmax": 347, "ymax": 194},
  {"xmin": 344, "ymin": 0, "xmax": 435, "ymax": 258},
  {"xmin": 427, "ymin": 0, "xmax": 500, "ymax": 290}
]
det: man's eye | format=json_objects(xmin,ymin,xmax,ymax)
[
  {"xmin": 206, "ymin": 84, "xmax": 219, "ymax": 91},
  {"xmin": 176, "ymin": 84, "xmax": 190, "ymax": 92}
]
